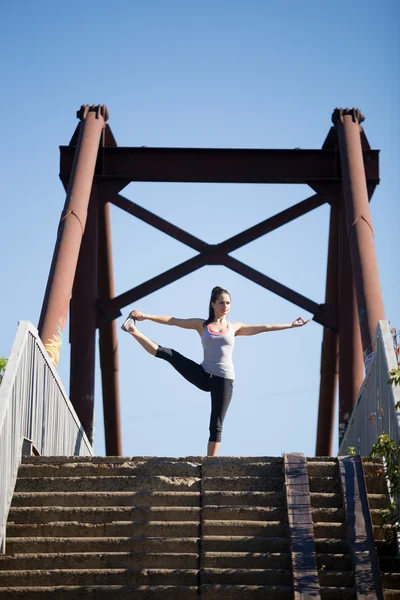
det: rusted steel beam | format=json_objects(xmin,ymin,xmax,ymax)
[
  {"xmin": 333, "ymin": 108, "xmax": 385, "ymax": 364},
  {"xmin": 60, "ymin": 146, "xmax": 380, "ymax": 184},
  {"xmin": 222, "ymin": 256, "xmax": 321, "ymax": 317},
  {"xmin": 98, "ymin": 198, "xmax": 123, "ymax": 456},
  {"xmin": 284, "ymin": 454, "xmax": 321, "ymax": 599},
  {"xmin": 100, "ymin": 248, "xmax": 323, "ymax": 323},
  {"xmin": 39, "ymin": 105, "xmax": 108, "ymax": 367},
  {"xmin": 111, "ymin": 192, "xmax": 328, "ymax": 255},
  {"xmin": 213, "ymin": 194, "xmax": 329, "ymax": 254},
  {"xmin": 111, "ymin": 194, "xmax": 208, "ymax": 252},
  {"xmin": 316, "ymin": 201, "xmax": 339, "ymax": 456},
  {"xmin": 69, "ymin": 184, "xmax": 99, "ymax": 445},
  {"xmin": 338, "ymin": 203, "xmax": 364, "ymax": 445},
  {"xmin": 99, "ymin": 253, "xmax": 210, "ymax": 322}
]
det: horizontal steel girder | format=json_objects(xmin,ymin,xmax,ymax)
[{"xmin": 60, "ymin": 146, "xmax": 379, "ymax": 184}]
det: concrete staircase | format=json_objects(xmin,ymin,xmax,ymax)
[{"xmin": 0, "ymin": 456, "xmax": 399, "ymax": 598}]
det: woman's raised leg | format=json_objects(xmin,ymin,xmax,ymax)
[{"xmin": 124, "ymin": 320, "xmax": 158, "ymax": 356}]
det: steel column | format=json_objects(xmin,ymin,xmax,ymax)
[
  {"xmin": 69, "ymin": 184, "xmax": 99, "ymax": 445},
  {"xmin": 338, "ymin": 202, "xmax": 364, "ymax": 444},
  {"xmin": 333, "ymin": 108, "xmax": 385, "ymax": 364},
  {"xmin": 315, "ymin": 202, "xmax": 339, "ymax": 456},
  {"xmin": 39, "ymin": 105, "xmax": 108, "ymax": 367},
  {"xmin": 98, "ymin": 199, "xmax": 122, "ymax": 456}
]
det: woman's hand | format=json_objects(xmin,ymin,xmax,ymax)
[
  {"xmin": 129, "ymin": 309, "xmax": 147, "ymax": 322},
  {"xmin": 291, "ymin": 317, "xmax": 310, "ymax": 328}
]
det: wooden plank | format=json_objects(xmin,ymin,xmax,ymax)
[
  {"xmin": 338, "ymin": 455, "xmax": 384, "ymax": 599},
  {"xmin": 284, "ymin": 453, "xmax": 321, "ymax": 600}
]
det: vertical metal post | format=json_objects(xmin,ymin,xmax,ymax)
[
  {"xmin": 315, "ymin": 201, "xmax": 339, "ymax": 456},
  {"xmin": 333, "ymin": 108, "xmax": 385, "ymax": 364},
  {"xmin": 98, "ymin": 197, "xmax": 122, "ymax": 456},
  {"xmin": 338, "ymin": 203, "xmax": 364, "ymax": 444},
  {"xmin": 38, "ymin": 105, "xmax": 108, "ymax": 367},
  {"xmin": 69, "ymin": 183, "xmax": 99, "ymax": 445}
]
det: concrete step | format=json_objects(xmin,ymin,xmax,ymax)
[
  {"xmin": 0, "ymin": 586, "xmax": 199, "ymax": 599},
  {"xmin": 367, "ymin": 493, "xmax": 390, "ymax": 509},
  {"xmin": 380, "ymin": 556, "xmax": 400, "ymax": 572},
  {"xmin": 202, "ymin": 552, "xmax": 291, "ymax": 569},
  {"xmin": 200, "ymin": 585, "xmax": 292, "ymax": 599},
  {"xmin": 202, "ymin": 461, "xmax": 283, "ymax": 478},
  {"xmin": 320, "ymin": 588, "xmax": 356, "ymax": 599},
  {"xmin": 202, "ymin": 506, "xmax": 286, "ymax": 521},
  {"xmin": 381, "ymin": 573, "xmax": 400, "ymax": 589},
  {"xmin": 201, "ymin": 568, "xmax": 292, "ymax": 585},
  {"xmin": 5, "ymin": 537, "xmax": 200, "ymax": 554},
  {"xmin": 307, "ymin": 461, "xmax": 338, "ymax": 478},
  {"xmin": 308, "ymin": 477, "xmax": 341, "ymax": 493},
  {"xmin": 313, "ymin": 523, "xmax": 347, "ymax": 539},
  {"xmin": 373, "ymin": 524, "xmax": 393, "ymax": 541},
  {"xmin": 202, "ymin": 477, "xmax": 284, "ymax": 492},
  {"xmin": 318, "ymin": 570, "xmax": 354, "ymax": 587},
  {"xmin": 312, "ymin": 508, "xmax": 345, "ymax": 523},
  {"xmin": 310, "ymin": 493, "xmax": 343, "ymax": 508},
  {"xmin": 203, "ymin": 491, "xmax": 285, "ymax": 506},
  {"xmin": 17, "ymin": 462, "xmax": 201, "ymax": 478},
  {"xmin": 14, "ymin": 476, "xmax": 201, "ymax": 493},
  {"xmin": 11, "ymin": 491, "xmax": 200, "ymax": 507},
  {"xmin": 202, "ymin": 521, "xmax": 287, "ymax": 537},
  {"xmin": 314, "ymin": 539, "xmax": 349, "ymax": 554},
  {"xmin": 8, "ymin": 506, "xmax": 200, "ymax": 524},
  {"xmin": 6, "ymin": 521, "xmax": 200, "ymax": 538},
  {"xmin": 0, "ymin": 569, "xmax": 198, "ymax": 586},
  {"xmin": 20, "ymin": 456, "xmax": 202, "ymax": 464},
  {"xmin": 202, "ymin": 536, "xmax": 290, "ymax": 552},
  {"xmin": 364, "ymin": 476, "xmax": 389, "ymax": 494},
  {"xmin": 317, "ymin": 553, "xmax": 352, "ymax": 571},
  {"xmin": 0, "ymin": 552, "xmax": 199, "ymax": 570}
]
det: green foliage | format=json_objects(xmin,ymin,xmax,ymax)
[
  {"xmin": 369, "ymin": 433, "xmax": 400, "ymax": 543},
  {"xmin": 0, "ymin": 357, "xmax": 7, "ymax": 385},
  {"xmin": 388, "ymin": 367, "xmax": 400, "ymax": 387},
  {"xmin": 368, "ymin": 367, "xmax": 400, "ymax": 542},
  {"xmin": 347, "ymin": 446, "xmax": 356, "ymax": 456}
]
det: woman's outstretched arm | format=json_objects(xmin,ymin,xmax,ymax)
[
  {"xmin": 129, "ymin": 309, "xmax": 204, "ymax": 333},
  {"xmin": 234, "ymin": 317, "xmax": 310, "ymax": 336}
]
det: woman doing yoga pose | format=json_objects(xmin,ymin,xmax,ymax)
[{"xmin": 121, "ymin": 286, "xmax": 309, "ymax": 456}]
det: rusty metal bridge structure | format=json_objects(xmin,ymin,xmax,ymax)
[{"xmin": 37, "ymin": 105, "xmax": 385, "ymax": 456}]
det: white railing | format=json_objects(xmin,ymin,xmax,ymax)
[
  {"xmin": 339, "ymin": 320, "xmax": 400, "ymax": 456},
  {"xmin": 0, "ymin": 321, "xmax": 93, "ymax": 553}
]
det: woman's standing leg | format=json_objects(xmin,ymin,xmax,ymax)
[{"xmin": 208, "ymin": 376, "xmax": 233, "ymax": 456}]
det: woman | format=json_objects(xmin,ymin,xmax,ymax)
[{"xmin": 121, "ymin": 286, "xmax": 309, "ymax": 456}]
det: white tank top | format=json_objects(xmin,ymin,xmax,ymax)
[{"xmin": 201, "ymin": 322, "xmax": 235, "ymax": 380}]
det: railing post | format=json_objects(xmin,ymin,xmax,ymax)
[
  {"xmin": 316, "ymin": 201, "xmax": 339, "ymax": 456},
  {"xmin": 38, "ymin": 105, "xmax": 108, "ymax": 367},
  {"xmin": 333, "ymin": 108, "xmax": 385, "ymax": 364}
]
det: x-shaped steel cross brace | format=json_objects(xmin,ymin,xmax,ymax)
[{"xmin": 97, "ymin": 184, "xmax": 338, "ymax": 331}]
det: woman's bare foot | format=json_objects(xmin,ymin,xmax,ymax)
[{"xmin": 121, "ymin": 316, "xmax": 137, "ymax": 333}]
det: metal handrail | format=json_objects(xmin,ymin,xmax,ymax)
[
  {"xmin": 0, "ymin": 321, "xmax": 92, "ymax": 553},
  {"xmin": 339, "ymin": 320, "xmax": 400, "ymax": 455}
]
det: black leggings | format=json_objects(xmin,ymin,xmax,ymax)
[{"xmin": 156, "ymin": 346, "xmax": 233, "ymax": 443}]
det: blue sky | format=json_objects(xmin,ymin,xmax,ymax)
[{"xmin": 1, "ymin": 0, "xmax": 399, "ymax": 457}]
